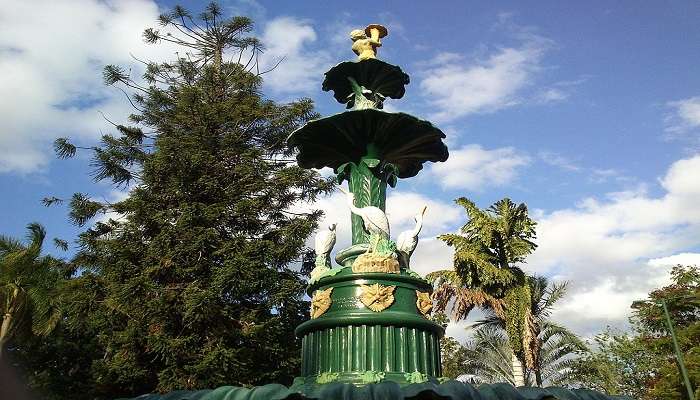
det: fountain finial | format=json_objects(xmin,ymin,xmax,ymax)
[{"xmin": 350, "ymin": 24, "xmax": 388, "ymax": 61}]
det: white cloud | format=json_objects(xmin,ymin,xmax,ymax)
[
  {"xmin": 538, "ymin": 151, "xmax": 581, "ymax": 171},
  {"xmin": 0, "ymin": 2, "xmax": 331, "ymax": 174},
  {"xmin": 430, "ymin": 144, "xmax": 531, "ymax": 190},
  {"xmin": 259, "ymin": 17, "xmax": 331, "ymax": 94},
  {"xmin": 589, "ymin": 168, "xmax": 622, "ymax": 183},
  {"xmin": 648, "ymin": 252, "xmax": 700, "ymax": 267},
  {"xmin": 418, "ymin": 35, "xmax": 551, "ymax": 122},
  {"xmin": 536, "ymin": 88, "xmax": 568, "ymax": 104},
  {"xmin": 529, "ymin": 154, "xmax": 700, "ymax": 335},
  {"xmin": 386, "ymin": 191, "xmax": 461, "ymax": 237},
  {"xmin": 665, "ymin": 96, "xmax": 700, "ymax": 136},
  {"xmin": 0, "ymin": 0, "xmax": 174, "ymax": 174},
  {"xmin": 409, "ymin": 237, "xmax": 455, "ymax": 277}
]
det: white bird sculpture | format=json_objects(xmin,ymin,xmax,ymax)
[
  {"xmin": 396, "ymin": 205, "xmax": 428, "ymax": 268},
  {"xmin": 314, "ymin": 223, "xmax": 337, "ymax": 265},
  {"xmin": 310, "ymin": 223, "xmax": 337, "ymax": 283},
  {"xmin": 338, "ymin": 187, "xmax": 390, "ymax": 248}
]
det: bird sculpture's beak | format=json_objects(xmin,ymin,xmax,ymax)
[
  {"xmin": 338, "ymin": 186, "xmax": 349, "ymax": 195},
  {"xmin": 421, "ymin": 205, "xmax": 428, "ymax": 215}
]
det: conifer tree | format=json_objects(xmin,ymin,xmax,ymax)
[{"xmin": 49, "ymin": 3, "xmax": 332, "ymax": 396}]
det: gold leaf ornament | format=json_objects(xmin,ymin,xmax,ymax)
[
  {"xmin": 311, "ymin": 287, "xmax": 333, "ymax": 319},
  {"xmin": 360, "ymin": 283, "xmax": 396, "ymax": 312},
  {"xmin": 416, "ymin": 291, "xmax": 433, "ymax": 316}
]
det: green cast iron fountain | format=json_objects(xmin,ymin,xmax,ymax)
[
  {"xmin": 123, "ymin": 24, "xmax": 633, "ymax": 400},
  {"xmin": 288, "ymin": 24, "xmax": 448, "ymax": 386}
]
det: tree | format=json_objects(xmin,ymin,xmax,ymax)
[
  {"xmin": 567, "ymin": 265, "xmax": 699, "ymax": 400},
  {"xmin": 633, "ymin": 265, "xmax": 699, "ymax": 400},
  {"xmin": 461, "ymin": 325, "xmax": 518, "ymax": 384},
  {"xmin": 46, "ymin": 3, "xmax": 332, "ymax": 396},
  {"xmin": 439, "ymin": 276, "xmax": 585, "ymax": 386},
  {"xmin": 433, "ymin": 313, "xmax": 470, "ymax": 380},
  {"xmin": 473, "ymin": 276, "xmax": 585, "ymax": 386},
  {"xmin": 565, "ymin": 329, "xmax": 654, "ymax": 399},
  {"xmin": 0, "ymin": 223, "xmax": 64, "ymax": 359},
  {"xmin": 428, "ymin": 198, "xmax": 537, "ymax": 386}
]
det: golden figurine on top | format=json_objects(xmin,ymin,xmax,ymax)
[{"xmin": 351, "ymin": 24, "xmax": 388, "ymax": 61}]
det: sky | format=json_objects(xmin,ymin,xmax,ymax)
[{"xmin": 1, "ymin": 0, "xmax": 700, "ymax": 343}]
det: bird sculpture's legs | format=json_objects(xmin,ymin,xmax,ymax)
[{"xmin": 398, "ymin": 251, "xmax": 409, "ymax": 269}]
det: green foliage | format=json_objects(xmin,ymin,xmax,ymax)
[
  {"xmin": 567, "ymin": 265, "xmax": 699, "ymax": 399},
  {"xmin": 438, "ymin": 277, "xmax": 584, "ymax": 386},
  {"xmin": 435, "ymin": 312, "xmax": 471, "ymax": 380},
  {"xmin": 68, "ymin": 193, "xmax": 104, "ymax": 226},
  {"xmin": 461, "ymin": 326, "xmax": 518, "ymax": 384},
  {"xmin": 565, "ymin": 329, "xmax": 655, "ymax": 399},
  {"xmin": 429, "ymin": 197, "xmax": 538, "ymax": 369},
  {"xmin": 53, "ymin": 137, "xmax": 76, "ymax": 159},
  {"xmin": 52, "ymin": 238, "xmax": 68, "ymax": 251},
  {"xmin": 0, "ymin": 223, "xmax": 65, "ymax": 357},
  {"xmin": 25, "ymin": 3, "xmax": 333, "ymax": 398}
]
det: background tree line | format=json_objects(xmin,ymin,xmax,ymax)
[{"xmin": 432, "ymin": 197, "xmax": 698, "ymax": 399}]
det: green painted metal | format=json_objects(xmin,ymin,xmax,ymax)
[
  {"xmin": 288, "ymin": 59, "xmax": 449, "ymax": 386},
  {"xmin": 287, "ymin": 109, "xmax": 448, "ymax": 182},
  {"xmin": 120, "ymin": 381, "xmax": 635, "ymax": 400},
  {"xmin": 348, "ymin": 153, "xmax": 386, "ymax": 245},
  {"xmin": 322, "ymin": 59, "xmax": 410, "ymax": 107},
  {"xmin": 298, "ymin": 268, "xmax": 442, "ymax": 384}
]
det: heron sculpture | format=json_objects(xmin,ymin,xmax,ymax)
[
  {"xmin": 338, "ymin": 186, "xmax": 390, "ymax": 251},
  {"xmin": 314, "ymin": 223, "xmax": 337, "ymax": 265},
  {"xmin": 310, "ymin": 223, "xmax": 337, "ymax": 283},
  {"xmin": 396, "ymin": 205, "xmax": 427, "ymax": 268}
]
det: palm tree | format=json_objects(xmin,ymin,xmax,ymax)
[
  {"xmin": 461, "ymin": 325, "xmax": 519, "ymax": 384},
  {"xmin": 461, "ymin": 320, "xmax": 585, "ymax": 386},
  {"xmin": 0, "ymin": 223, "xmax": 64, "ymax": 358},
  {"xmin": 427, "ymin": 197, "xmax": 538, "ymax": 386},
  {"xmin": 472, "ymin": 276, "xmax": 587, "ymax": 386}
]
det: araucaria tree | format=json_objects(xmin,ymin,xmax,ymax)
[
  {"xmin": 49, "ymin": 3, "xmax": 332, "ymax": 396},
  {"xmin": 428, "ymin": 198, "xmax": 538, "ymax": 386}
]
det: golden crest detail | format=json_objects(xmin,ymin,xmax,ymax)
[
  {"xmin": 415, "ymin": 291, "xmax": 433, "ymax": 316},
  {"xmin": 352, "ymin": 253, "xmax": 400, "ymax": 273},
  {"xmin": 311, "ymin": 287, "xmax": 333, "ymax": 319},
  {"xmin": 359, "ymin": 283, "xmax": 396, "ymax": 312}
]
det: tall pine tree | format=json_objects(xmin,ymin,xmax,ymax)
[{"xmin": 50, "ymin": 3, "xmax": 332, "ymax": 396}]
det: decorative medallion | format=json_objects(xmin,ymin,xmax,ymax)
[
  {"xmin": 352, "ymin": 253, "xmax": 400, "ymax": 274},
  {"xmin": 359, "ymin": 283, "xmax": 396, "ymax": 312},
  {"xmin": 310, "ymin": 287, "xmax": 333, "ymax": 319},
  {"xmin": 416, "ymin": 291, "xmax": 432, "ymax": 317}
]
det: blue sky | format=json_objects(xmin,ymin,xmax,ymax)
[{"xmin": 2, "ymin": 0, "xmax": 700, "ymax": 340}]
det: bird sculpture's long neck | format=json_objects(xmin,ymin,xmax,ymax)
[
  {"xmin": 411, "ymin": 216, "xmax": 424, "ymax": 237},
  {"xmin": 347, "ymin": 197, "xmax": 362, "ymax": 216}
]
